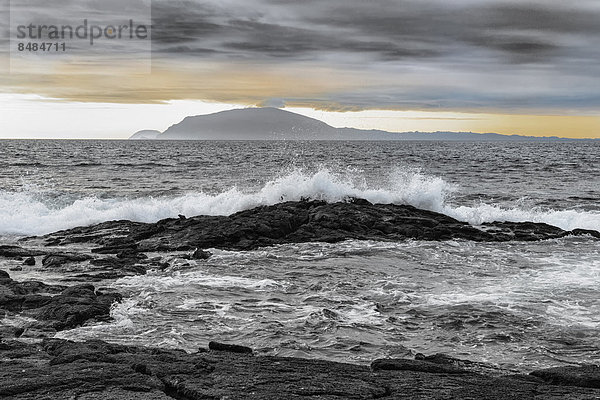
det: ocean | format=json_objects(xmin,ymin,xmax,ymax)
[{"xmin": 1, "ymin": 139, "xmax": 599, "ymax": 372}]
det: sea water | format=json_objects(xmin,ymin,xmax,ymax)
[{"xmin": 0, "ymin": 140, "xmax": 599, "ymax": 371}]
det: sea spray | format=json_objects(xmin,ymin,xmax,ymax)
[{"xmin": 1, "ymin": 167, "xmax": 599, "ymax": 236}]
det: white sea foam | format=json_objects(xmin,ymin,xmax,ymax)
[
  {"xmin": 114, "ymin": 272, "xmax": 282, "ymax": 291},
  {"xmin": 442, "ymin": 203, "xmax": 600, "ymax": 233},
  {"xmin": 1, "ymin": 168, "xmax": 598, "ymax": 235}
]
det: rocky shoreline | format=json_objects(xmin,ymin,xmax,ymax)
[
  {"xmin": 32, "ymin": 199, "xmax": 600, "ymax": 253},
  {"xmin": 2, "ymin": 269, "xmax": 600, "ymax": 399},
  {"xmin": 0, "ymin": 199, "xmax": 595, "ymax": 284},
  {"xmin": 2, "ymin": 200, "xmax": 600, "ymax": 399},
  {"xmin": 2, "ymin": 319, "xmax": 600, "ymax": 399}
]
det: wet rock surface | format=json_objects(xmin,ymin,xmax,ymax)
[
  {"xmin": 19, "ymin": 200, "xmax": 600, "ymax": 254},
  {"xmin": 0, "ymin": 245, "xmax": 45, "ymax": 258},
  {"xmin": 41, "ymin": 253, "xmax": 93, "ymax": 268},
  {"xmin": 1, "ymin": 339, "xmax": 600, "ymax": 399},
  {"xmin": 531, "ymin": 365, "xmax": 600, "ymax": 389},
  {"xmin": 0, "ymin": 271, "xmax": 121, "ymax": 336},
  {"xmin": 0, "ymin": 201, "xmax": 596, "ymax": 284}
]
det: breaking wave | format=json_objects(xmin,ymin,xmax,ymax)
[{"xmin": 1, "ymin": 168, "xmax": 599, "ymax": 236}]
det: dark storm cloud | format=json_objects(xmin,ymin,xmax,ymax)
[
  {"xmin": 150, "ymin": 0, "xmax": 600, "ymax": 64},
  {"xmin": 151, "ymin": 1, "xmax": 224, "ymax": 44},
  {"xmin": 216, "ymin": 20, "xmax": 436, "ymax": 60},
  {"xmin": 3, "ymin": 0, "xmax": 599, "ymax": 112},
  {"xmin": 143, "ymin": 0, "xmax": 600, "ymax": 112},
  {"xmin": 151, "ymin": 0, "xmax": 447, "ymax": 61}
]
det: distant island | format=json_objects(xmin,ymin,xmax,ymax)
[
  {"xmin": 129, "ymin": 130, "xmax": 162, "ymax": 140},
  {"xmin": 130, "ymin": 108, "xmax": 591, "ymax": 141}
]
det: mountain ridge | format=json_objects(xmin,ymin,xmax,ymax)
[{"xmin": 130, "ymin": 108, "xmax": 595, "ymax": 141}]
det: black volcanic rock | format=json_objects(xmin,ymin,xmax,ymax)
[
  {"xmin": 1, "ymin": 340, "xmax": 600, "ymax": 399},
  {"xmin": 191, "ymin": 249, "xmax": 212, "ymax": 260},
  {"xmin": 0, "ymin": 245, "xmax": 44, "ymax": 258},
  {"xmin": 23, "ymin": 257, "xmax": 36, "ymax": 266},
  {"xmin": 531, "ymin": 365, "xmax": 600, "ymax": 389},
  {"xmin": 33, "ymin": 200, "xmax": 600, "ymax": 253},
  {"xmin": 481, "ymin": 221, "xmax": 600, "ymax": 241},
  {"xmin": 42, "ymin": 253, "xmax": 93, "ymax": 268},
  {"xmin": 208, "ymin": 341, "xmax": 253, "ymax": 354},
  {"xmin": 0, "ymin": 271, "xmax": 121, "ymax": 333},
  {"xmin": 28, "ymin": 284, "xmax": 122, "ymax": 331},
  {"xmin": 0, "ymin": 270, "xmax": 64, "ymax": 315},
  {"xmin": 5, "ymin": 200, "xmax": 597, "ymax": 284},
  {"xmin": 371, "ymin": 358, "xmax": 466, "ymax": 374}
]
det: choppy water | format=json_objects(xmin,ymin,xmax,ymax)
[{"xmin": 1, "ymin": 140, "xmax": 599, "ymax": 371}]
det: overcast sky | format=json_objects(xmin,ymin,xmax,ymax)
[{"xmin": 1, "ymin": 0, "xmax": 599, "ymax": 138}]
